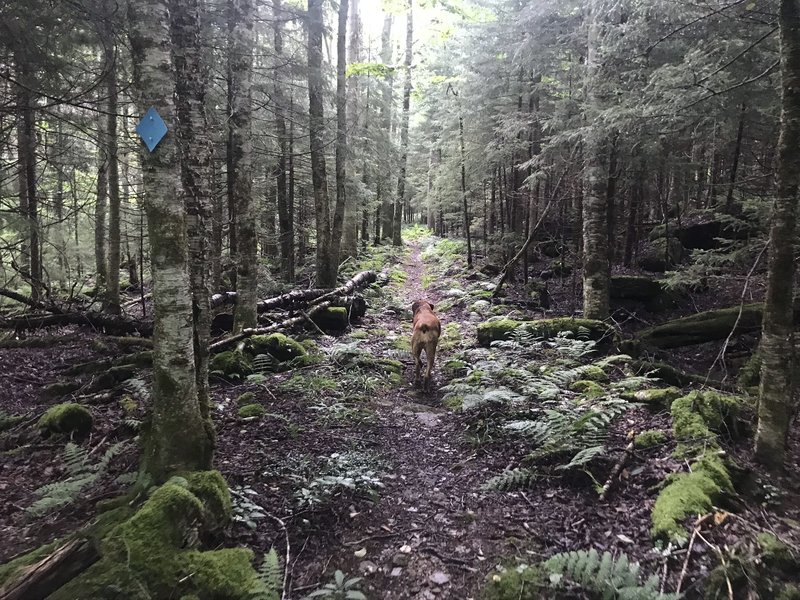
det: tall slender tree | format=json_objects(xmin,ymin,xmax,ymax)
[
  {"xmin": 393, "ymin": 0, "xmax": 413, "ymax": 247},
  {"xmin": 105, "ymin": 10, "xmax": 122, "ymax": 315},
  {"xmin": 229, "ymin": 0, "xmax": 257, "ymax": 331},
  {"xmin": 128, "ymin": 0, "xmax": 213, "ymax": 480},
  {"xmin": 754, "ymin": 0, "xmax": 800, "ymax": 469}
]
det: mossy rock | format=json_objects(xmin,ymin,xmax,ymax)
[
  {"xmin": 477, "ymin": 317, "xmax": 616, "ymax": 349},
  {"xmin": 757, "ymin": 532, "xmax": 796, "ymax": 571},
  {"xmin": 236, "ymin": 392, "xmax": 255, "ymax": 406},
  {"xmin": 576, "ymin": 365, "xmax": 609, "ymax": 382},
  {"xmin": 570, "ymin": 380, "xmax": 605, "ymax": 399},
  {"xmin": 245, "ymin": 333, "xmax": 306, "ymax": 362},
  {"xmin": 185, "ymin": 471, "xmax": 232, "ymax": 533},
  {"xmin": 635, "ymin": 429, "xmax": 667, "ymax": 449},
  {"xmin": 637, "ymin": 236, "xmax": 684, "ymax": 272},
  {"xmin": 209, "ymin": 350, "xmax": 252, "ymax": 379},
  {"xmin": 238, "ymin": 404, "xmax": 266, "ymax": 419},
  {"xmin": 651, "ymin": 453, "xmax": 731, "ymax": 540},
  {"xmin": 42, "ymin": 380, "xmax": 82, "ymax": 398},
  {"xmin": 482, "ymin": 564, "xmax": 549, "ymax": 600},
  {"xmin": 48, "ymin": 479, "xmax": 258, "ymax": 600},
  {"xmin": 622, "ymin": 387, "xmax": 682, "ymax": 408},
  {"xmin": 671, "ymin": 391, "xmax": 742, "ymax": 446},
  {"xmin": 38, "ymin": 403, "xmax": 92, "ymax": 437},
  {"xmin": 311, "ymin": 306, "xmax": 349, "ymax": 331},
  {"xmin": 0, "ymin": 413, "xmax": 25, "ymax": 432}
]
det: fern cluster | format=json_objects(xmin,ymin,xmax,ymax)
[
  {"xmin": 27, "ymin": 441, "xmax": 127, "ymax": 516},
  {"xmin": 443, "ymin": 331, "xmax": 644, "ymax": 491},
  {"xmin": 544, "ymin": 549, "xmax": 680, "ymax": 600},
  {"xmin": 250, "ymin": 548, "xmax": 282, "ymax": 600}
]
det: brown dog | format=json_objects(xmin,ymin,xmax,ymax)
[{"xmin": 411, "ymin": 299, "xmax": 441, "ymax": 391}]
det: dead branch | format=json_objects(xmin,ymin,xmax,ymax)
[{"xmin": 599, "ymin": 438, "xmax": 636, "ymax": 500}]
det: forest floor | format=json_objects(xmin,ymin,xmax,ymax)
[{"xmin": 2, "ymin": 229, "xmax": 800, "ymax": 599}]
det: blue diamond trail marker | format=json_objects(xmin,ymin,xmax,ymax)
[{"xmin": 135, "ymin": 107, "xmax": 168, "ymax": 153}]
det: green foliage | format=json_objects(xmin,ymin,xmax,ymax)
[
  {"xmin": 303, "ymin": 570, "xmax": 366, "ymax": 599},
  {"xmin": 27, "ymin": 441, "xmax": 127, "ymax": 516},
  {"xmin": 250, "ymin": 548, "xmax": 282, "ymax": 600},
  {"xmin": 483, "ymin": 468, "xmax": 537, "ymax": 491},
  {"xmin": 346, "ymin": 61, "xmax": 396, "ymax": 78},
  {"xmin": 210, "ymin": 350, "xmax": 253, "ymax": 380},
  {"xmin": 237, "ymin": 391, "xmax": 256, "ymax": 406},
  {"xmin": 543, "ymin": 549, "xmax": 680, "ymax": 600},
  {"xmin": 635, "ymin": 430, "xmax": 667, "ymax": 449},
  {"xmin": 230, "ymin": 486, "xmax": 269, "ymax": 531},
  {"xmin": 290, "ymin": 452, "xmax": 383, "ymax": 510},
  {"xmin": 239, "ymin": 404, "xmax": 267, "ymax": 419}
]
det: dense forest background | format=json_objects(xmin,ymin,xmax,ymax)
[{"xmin": 1, "ymin": 0, "xmax": 800, "ymax": 598}]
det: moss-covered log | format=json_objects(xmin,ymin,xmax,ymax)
[
  {"xmin": 477, "ymin": 317, "xmax": 616, "ymax": 349},
  {"xmin": 636, "ymin": 303, "xmax": 800, "ymax": 349}
]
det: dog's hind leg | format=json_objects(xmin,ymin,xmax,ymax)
[
  {"xmin": 423, "ymin": 343, "xmax": 436, "ymax": 391},
  {"xmin": 412, "ymin": 346, "xmax": 422, "ymax": 386}
]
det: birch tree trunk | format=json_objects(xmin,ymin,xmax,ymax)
[
  {"xmin": 128, "ymin": 0, "xmax": 213, "ymax": 481},
  {"xmin": 229, "ymin": 0, "xmax": 257, "ymax": 331},
  {"xmin": 94, "ymin": 137, "xmax": 108, "ymax": 294},
  {"xmin": 171, "ymin": 0, "xmax": 215, "ymax": 427},
  {"xmin": 582, "ymin": 0, "xmax": 611, "ymax": 320},
  {"xmin": 393, "ymin": 0, "xmax": 412, "ymax": 247},
  {"xmin": 754, "ymin": 0, "xmax": 800, "ymax": 469}
]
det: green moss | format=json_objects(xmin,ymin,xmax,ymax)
[
  {"xmin": 291, "ymin": 353, "xmax": 324, "ymax": 368},
  {"xmin": 0, "ymin": 413, "xmax": 24, "ymax": 432},
  {"xmin": 392, "ymin": 336, "xmax": 412, "ymax": 352},
  {"xmin": 209, "ymin": 350, "xmax": 252, "ymax": 379},
  {"xmin": 482, "ymin": 564, "xmax": 548, "ymax": 600},
  {"xmin": 651, "ymin": 454, "xmax": 732, "ymax": 540},
  {"xmin": 238, "ymin": 404, "xmax": 266, "ymax": 419},
  {"xmin": 477, "ymin": 317, "xmax": 615, "ymax": 348},
  {"xmin": 0, "ymin": 538, "xmax": 61, "ymax": 587},
  {"xmin": 49, "ymin": 481, "xmax": 257, "ymax": 600},
  {"xmin": 622, "ymin": 387, "xmax": 682, "ymax": 408},
  {"xmin": 440, "ymin": 322, "xmax": 462, "ymax": 351},
  {"xmin": 637, "ymin": 304, "xmax": 767, "ymax": 349},
  {"xmin": 119, "ymin": 395, "xmax": 138, "ymax": 416},
  {"xmin": 570, "ymin": 380, "xmax": 605, "ymax": 398},
  {"xmin": 312, "ymin": 306, "xmax": 349, "ymax": 331},
  {"xmin": 635, "ymin": 430, "xmax": 667, "ymax": 449},
  {"xmin": 38, "ymin": 402, "xmax": 92, "ymax": 437},
  {"xmin": 671, "ymin": 391, "xmax": 742, "ymax": 449},
  {"xmin": 757, "ymin": 533, "xmax": 795, "ymax": 570},
  {"xmin": 236, "ymin": 392, "xmax": 256, "ymax": 406},
  {"xmin": 738, "ymin": 350, "xmax": 761, "ymax": 390},
  {"xmin": 245, "ymin": 333, "xmax": 306, "ymax": 362},
  {"xmin": 185, "ymin": 471, "xmax": 232, "ymax": 532},
  {"xmin": 576, "ymin": 365, "xmax": 609, "ymax": 382}
]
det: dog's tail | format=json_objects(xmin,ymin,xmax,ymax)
[{"xmin": 420, "ymin": 324, "xmax": 429, "ymax": 333}]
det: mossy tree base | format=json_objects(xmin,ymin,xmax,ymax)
[{"xmin": 0, "ymin": 471, "xmax": 261, "ymax": 600}]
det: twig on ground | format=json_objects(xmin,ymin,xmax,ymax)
[{"xmin": 676, "ymin": 513, "xmax": 713, "ymax": 593}]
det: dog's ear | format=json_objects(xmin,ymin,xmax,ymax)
[
  {"xmin": 428, "ymin": 303, "xmax": 435, "ymax": 311},
  {"xmin": 411, "ymin": 300, "xmax": 421, "ymax": 314}
]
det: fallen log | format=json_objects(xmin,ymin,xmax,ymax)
[
  {"xmin": 0, "ymin": 538, "xmax": 99, "ymax": 600},
  {"xmin": 209, "ymin": 270, "xmax": 378, "ymax": 312},
  {"xmin": 1, "ymin": 312, "xmax": 153, "ymax": 337},
  {"xmin": 211, "ymin": 299, "xmax": 338, "ymax": 352},
  {"xmin": 635, "ymin": 303, "xmax": 800, "ymax": 349}
]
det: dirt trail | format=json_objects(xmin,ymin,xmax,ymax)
[{"xmin": 285, "ymin": 239, "xmax": 526, "ymax": 599}]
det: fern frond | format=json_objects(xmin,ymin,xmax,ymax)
[
  {"xmin": 484, "ymin": 468, "xmax": 537, "ymax": 491},
  {"xmin": 253, "ymin": 353, "xmax": 279, "ymax": 373},
  {"xmin": 251, "ymin": 547, "xmax": 282, "ymax": 600}
]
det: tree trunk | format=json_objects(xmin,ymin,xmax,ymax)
[
  {"xmin": 333, "ymin": 0, "xmax": 351, "ymax": 263},
  {"xmin": 94, "ymin": 137, "xmax": 108, "ymax": 295},
  {"xmin": 229, "ymin": 0, "xmax": 257, "ymax": 332},
  {"xmin": 724, "ymin": 102, "xmax": 746, "ymax": 213},
  {"xmin": 582, "ymin": 1, "xmax": 611, "ymax": 320},
  {"xmin": 308, "ymin": 0, "xmax": 336, "ymax": 286},
  {"xmin": 393, "ymin": 1, "xmax": 412, "ymax": 247},
  {"xmin": 128, "ymin": 0, "xmax": 213, "ymax": 481},
  {"xmin": 273, "ymin": 0, "xmax": 294, "ymax": 282},
  {"xmin": 755, "ymin": 0, "xmax": 800, "ymax": 469},
  {"xmin": 459, "ymin": 116, "xmax": 473, "ymax": 268},
  {"xmin": 379, "ymin": 15, "xmax": 394, "ymax": 241},
  {"xmin": 105, "ymin": 35, "xmax": 122, "ymax": 315},
  {"xmin": 171, "ymin": 0, "xmax": 215, "ymax": 429}
]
